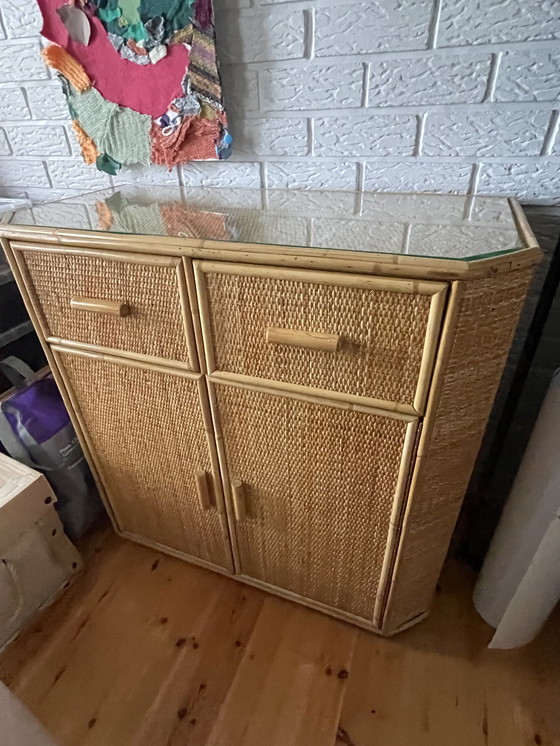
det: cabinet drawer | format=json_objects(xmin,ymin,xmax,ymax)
[
  {"xmin": 13, "ymin": 243, "xmax": 197, "ymax": 368},
  {"xmin": 196, "ymin": 262, "xmax": 447, "ymax": 413}
]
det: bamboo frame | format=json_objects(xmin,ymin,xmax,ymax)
[
  {"xmin": 196, "ymin": 261, "xmax": 448, "ymax": 296},
  {"xmin": 0, "ymin": 224, "xmax": 540, "ymax": 281},
  {"xmin": 208, "ymin": 371, "xmax": 417, "ymax": 417}
]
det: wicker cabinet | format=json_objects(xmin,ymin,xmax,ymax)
[{"xmin": 0, "ymin": 188, "xmax": 540, "ymax": 635}]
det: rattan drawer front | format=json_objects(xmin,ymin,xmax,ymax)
[
  {"xmin": 213, "ymin": 382, "xmax": 418, "ymax": 621},
  {"xmin": 56, "ymin": 349, "xmax": 232, "ymax": 571},
  {"xmin": 196, "ymin": 263, "xmax": 447, "ymax": 413},
  {"xmin": 14, "ymin": 244, "xmax": 197, "ymax": 368}
]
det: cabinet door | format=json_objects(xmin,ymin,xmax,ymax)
[
  {"xmin": 212, "ymin": 383, "xmax": 418, "ymax": 622},
  {"xmin": 55, "ymin": 349, "xmax": 232, "ymax": 572}
]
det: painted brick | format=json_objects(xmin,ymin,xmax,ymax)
[
  {"xmin": 1, "ymin": 0, "xmax": 42, "ymax": 38},
  {"xmin": 0, "ymin": 159, "xmax": 50, "ymax": 188},
  {"xmin": 260, "ymin": 64, "xmax": 363, "ymax": 112},
  {"xmin": 495, "ymin": 50, "xmax": 560, "ymax": 102},
  {"xmin": 314, "ymin": 114, "xmax": 416, "ymax": 157},
  {"xmin": 23, "ymin": 187, "xmax": 90, "ymax": 203},
  {"xmin": 25, "ymin": 82, "xmax": 70, "ymax": 120},
  {"xmin": 439, "ymin": 0, "xmax": 560, "ymax": 46},
  {"xmin": 423, "ymin": 111, "xmax": 551, "ymax": 157},
  {"xmin": 477, "ymin": 163, "xmax": 560, "ymax": 201},
  {"xmin": 235, "ymin": 215, "xmax": 309, "ymax": 246},
  {"xmin": 266, "ymin": 161, "xmax": 357, "ymax": 190},
  {"xmin": 408, "ymin": 224, "xmax": 519, "ymax": 258},
  {"xmin": 234, "ymin": 118, "xmax": 308, "ymax": 156},
  {"xmin": 113, "ymin": 165, "xmax": 180, "ymax": 186},
  {"xmin": 364, "ymin": 162, "xmax": 472, "ymax": 194},
  {"xmin": 215, "ymin": 9, "xmax": 304, "ymax": 64},
  {"xmin": 180, "ymin": 161, "xmax": 261, "ymax": 188},
  {"xmin": 0, "ymin": 41, "xmax": 47, "ymax": 83},
  {"xmin": 361, "ymin": 191, "xmax": 468, "ymax": 222},
  {"xmin": 0, "ymin": 87, "xmax": 30, "ymax": 120},
  {"xmin": 32, "ymin": 202, "xmax": 93, "ymax": 230},
  {"xmin": 47, "ymin": 159, "xmax": 110, "ymax": 189},
  {"xmin": 315, "ymin": 1, "xmax": 432, "ymax": 56},
  {"xmin": 219, "ymin": 67, "xmax": 259, "ymax": 113},
  {"xmin": 267, "ymin": 189, "xmax": 357, "ymax": 217},
  {"xmin": 368, "ymin": 54, "xmax": 490, "ymax": 107},
  {"xmin": 312, "ymin": 218, "xmax": 405, "ymax": 253},
  {"xmin": 4, "ymin": 125, "xmax": 71, "ymax": 157},
  {"xmin": 0, "ymin": 128, "xmax": 11, "ymax": 155}
]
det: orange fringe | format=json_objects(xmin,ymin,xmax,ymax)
[
  {"xmin": 72, "ymin": 121, "xmax": 99, "ymax": 165},
  {"xmin": 42, "ymin": 45, "xmax": 90, "ymax": 92}
]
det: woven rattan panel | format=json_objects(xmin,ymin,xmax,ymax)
[
  {"xmin": 382, "ymin": 267, "xmax": 533, "ymax": 633},
  {"xmin": 58, "ymin": 352, "xmax": 230, "ymax": 569},
  {"xmin": 21, "ymin": 250, "xmax": 193, "ymax": 365},
  {"xmin": 215, "ymin": 383, "xmax": 414, "ymax": 620},
  {"xmin": 204, "ymin": 271, "xmax": 434, "ymax": 406}
]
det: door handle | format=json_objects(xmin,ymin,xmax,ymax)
[
  {"xmin": 70, "ymin": 297, "xmax": 129, "ymax": 317},
  {"xmin": 231, "ymin": 478, "xmax": 246, "ymax": 521},
  {"xmin": 266, "ymin": 327, "xmax": 340, "ymax": 352},
  {"xmin": 195, "ymin": 470, "xmax": 211, "ymax": 511}
]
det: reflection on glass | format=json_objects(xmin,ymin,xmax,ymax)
[{"xmin": 6, "ymin": 186, "xmax": 522, "ymax": 261}]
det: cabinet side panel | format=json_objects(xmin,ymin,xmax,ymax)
[{"xmin": 382, "ymin": 267, "xmax": 533, "ymax": 633}]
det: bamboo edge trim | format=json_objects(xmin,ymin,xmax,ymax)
[
  {"xmin": 196, "ymin": 377, "xmax": 236, "ymax": 574},
  {"xmin": 45, "ymin": 337, "xmax": 194, "ymax": 370},
  {"xmin": 118, "ymin": 529, "xmax": 234, "ymax": 576},
  {"xmin": 183, "ymin": 258, "xmax": 208, "ymax": 375},
  {"xmin": 233, "ymin": 574, "xmax": 385, "ymax": 634},
  {"xmin": 208, "ymin": 371, "xmax": 418, "ymax": 417},
  {"xmin": 413, "ymin": 286, "xmax": 449, "ymax": 414},
  {"xmin": 205, "ymin": 380, "xmax": 243, "ymax": 574},
  {"xmin": 10, "ymin": 241, "xmax": 182, "ymax": 267},
  {"xmin": 175, "ymin": 261, "xmax": 201, "ymax": 374},
  {"xmin": 193, "ymin": 260, "xmax": 218, "ymax": 374},
  {"xmin": 378, "ymin": 281, "xmax": 465, "ymax": 634},
  {"xmin": 0, "ymin": 226, "xmax": 539, "ymax": 280},
  {"xmin": 209, "ymin": 375, "xmax": 419, "ymax": 423},
  {"xmin": 507, "ymin": 197, "xmax": 540, "ymax": 250},
  {"xmin": 49, "ymin": 344, "xmax": 203, "ymax": 380},
  {"xmin": 372, "ymin": 419, "xmax": 421, "ymax": 626},
  {"xmin": 197, "ymin": 261, "xmax": 447, "ymax": 296}
]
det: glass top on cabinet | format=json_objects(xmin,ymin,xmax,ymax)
[{"xmin": 4, "ymin": 186, "xmax": 523, "ymax": 261}]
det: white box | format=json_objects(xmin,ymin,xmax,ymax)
[{"xmin": 0, "ymin": 454, "xmax": 82, "ymax": 651}]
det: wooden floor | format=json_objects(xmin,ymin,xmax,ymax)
[{"xmin": 1, "ymin": 528, "xmax": 559, "ymax": 746}]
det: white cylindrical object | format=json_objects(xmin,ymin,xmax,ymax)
[{"xmin": 474, "ymin": 369, "xmax": 560, "ymax": 649}]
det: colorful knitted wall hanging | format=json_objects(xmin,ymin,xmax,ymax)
[{"xmin": 37, "ymin": 0, "xmax": 232, "ymax": 173}]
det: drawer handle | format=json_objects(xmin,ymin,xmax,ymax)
[
  {"xmin": 266, "ymin": 327, "xmax": 341, "ymax": 352},
  {"xmin": 70, "ymin": 297, "xmax": 130, "ymax": 317},
  {"xmin": 195, "ymin": 470, "xmax": 211, "ymax": 511},
  {"xmin": 231, "ymin": 478, "xmax": 246, "ymax": 521}
]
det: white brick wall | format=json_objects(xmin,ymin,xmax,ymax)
[{"xmin": 0, "ymin": 0, "xmax": 559, "ymax": 202}]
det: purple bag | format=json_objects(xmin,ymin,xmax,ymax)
[{"xmin": 0, "ymin": 357, "xmax": 103, "ymax": 539}]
